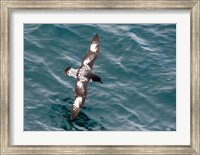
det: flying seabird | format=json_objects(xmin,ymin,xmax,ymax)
[{"xmin": 64, "ymin": 34, "xmax": 103, "ymax": 120}]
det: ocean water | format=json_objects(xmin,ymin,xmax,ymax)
[{"xmin": 24, "ymin": 24, "xmax": 176, "ymax": 131}]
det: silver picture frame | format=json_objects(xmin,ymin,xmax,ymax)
[{"xmin": 0, "ymin": 0, "xmax": 199, "ymax": 154}]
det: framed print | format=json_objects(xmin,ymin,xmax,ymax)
[{"xmin": 1, "ymin": 0, "xmax": 199, "ymax": 155}]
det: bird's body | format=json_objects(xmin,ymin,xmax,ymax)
[{"xmin": 64, "ymin": 34, "xmax": 102, "ymax": 120}]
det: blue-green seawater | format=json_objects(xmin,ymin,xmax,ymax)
[{"xmin": 24, "ymin": 24, "xmax": 176, "ymax": 131}]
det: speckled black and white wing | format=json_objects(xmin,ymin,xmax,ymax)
[
  {"xmin": 71, "ymin": 79, "xmax": 88, "ymax": 120},
  {"xmin": 80, "ymin": 34, "xmax": 100, "ymax": 69},
  {"xmin": 71, "ymin": 95, "xmax": 86, "ymax": 120}
]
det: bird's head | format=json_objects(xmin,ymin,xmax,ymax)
[{"xmin": 91, "ymin": 75, "xmax": 103, "ymax": 84}]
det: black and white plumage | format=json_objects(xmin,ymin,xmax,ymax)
[{"xmin": 64, "ymin": 34, "xmax": 102, "ymax": 120}]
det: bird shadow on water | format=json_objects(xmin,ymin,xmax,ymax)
[{"xmin": 49, "ymin": 96, "xmax": 106, "ymax": 131}]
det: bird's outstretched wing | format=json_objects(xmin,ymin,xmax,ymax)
[
  {"xmin": 71, "ymin": 79, "xmax": 88, "ymax": 120},
  {"xmin": 80, "ymin": 34, "xmax": 100, "ymax": 69}
]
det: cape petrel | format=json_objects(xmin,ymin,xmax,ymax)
[{"xmin": 64, "ymin": 34, "xmax": 102, "ymax": 120}]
